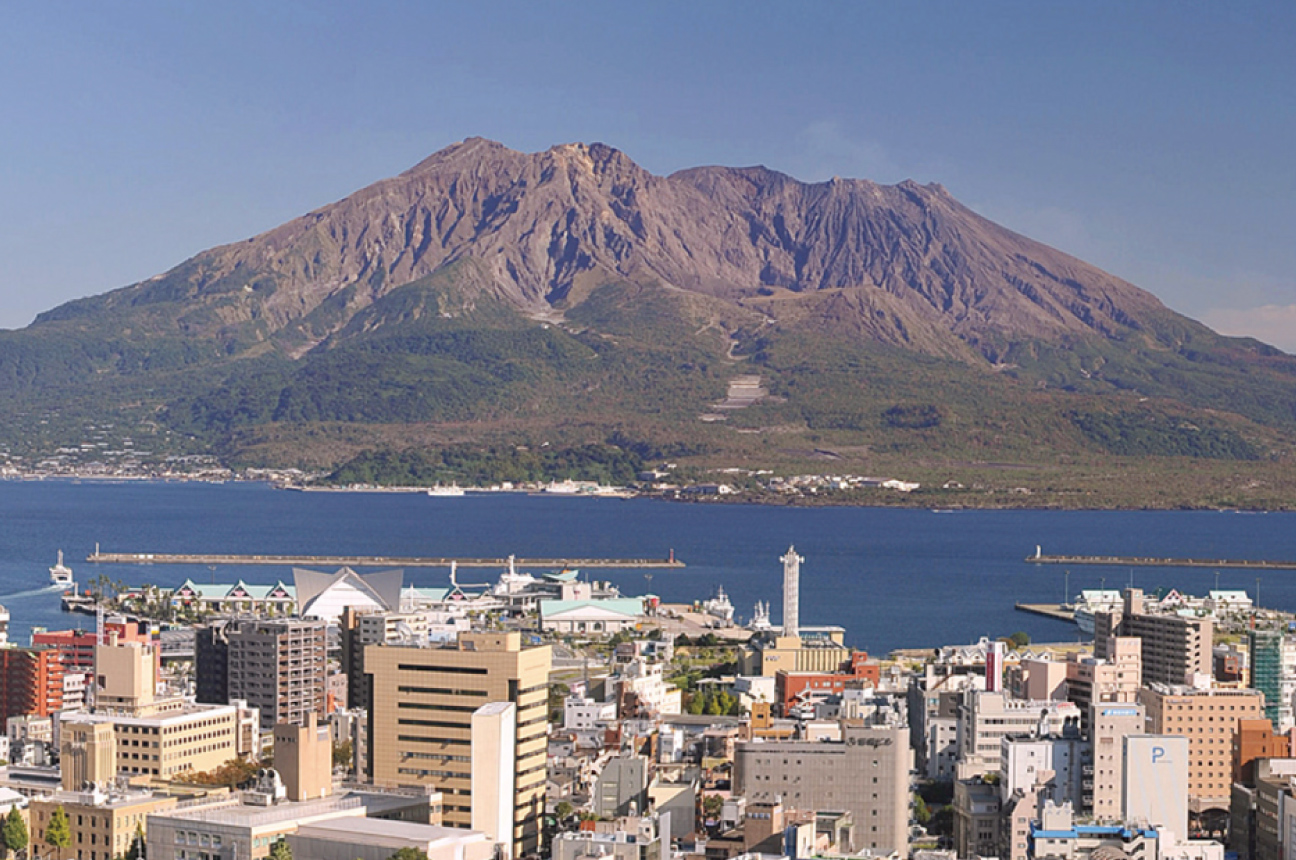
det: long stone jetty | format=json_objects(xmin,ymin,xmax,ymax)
[
  {"xmin": 88, "ymin": 551, "xmax": 685, "ymax": 569},
  {"xmin": 1026, "ymin": 553, "xmax": 1296, "ymax": 570}
]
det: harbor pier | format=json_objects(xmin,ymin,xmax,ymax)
[
  {"xmin": 87, "ymin": 550, "xmax": 686, "ymax": 569},
  {"xmin": 1025, "ymin": 553, "xmax": 1296, "ymax": 570},
  {"xmin": 1015, "ymin": 602, "xmax": 1076, "ymax": 623}
]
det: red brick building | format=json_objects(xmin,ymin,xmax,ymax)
[
  {"xmin": 32, "ymin": 620, "xmax": 155, "ymax": 674},
  {"xmin": 776, "ymin": 651, "xmax": 882, "ymax": 712},
  {"xmin": 1234, "ymin": 717, "xmax": 1292, "ymax": 785}
]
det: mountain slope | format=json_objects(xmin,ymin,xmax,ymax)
[{"xmin": 2, "ymin": 137, "xmax": 1294, "ymax": 483}]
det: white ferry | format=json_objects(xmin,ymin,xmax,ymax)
[
  {"xmin": 427, "ymin": 485, "xmax": 466, "ymax": 497},
  {"xmin": 49, "ymin": 550, "xmax": 76, "ymax": 591},
  {"xmin": 1072, "ymin": 589, "xmax": 1123, "ymax": 634}
]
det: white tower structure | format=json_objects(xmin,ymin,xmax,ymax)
[{"xmin": 780, "ymin": 545, "xmax": 804, "ymax": 639}]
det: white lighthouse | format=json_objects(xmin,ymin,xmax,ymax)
[{"xmin": 780, "ymin": 545, "xmax": 804, "ymax": 639}]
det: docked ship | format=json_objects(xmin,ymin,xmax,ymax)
[
  {"xmin": 1071, "ymin": 589, "xmax": 1123, "ymax": 634},
  {"xmin": 49, "ymin": 550, "xmax": 76, "ymax": 591},
  {"xmin": 427, "ymin": 485, "xmax": 466, "ymax": 497}
]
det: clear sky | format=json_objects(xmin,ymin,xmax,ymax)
[{"xmin": 2, "ymin": 3, "xmax": 1294, "ymax": 348}]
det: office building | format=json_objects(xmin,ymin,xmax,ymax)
[
  {"xmin": 1090, "ymin": 703, "xmax": 1147, "ymax": 822},
  {"xmin": 365, "ymin": 631, "xmax": 550, "ymax": 857},
  {"xmin": 955, "ymin": 689, "xmax": 1081, "ymax": 779},
  {"xmin": 999, "ymin": 733, "xmax": 1090, "ymax": 812},
  {"xmin": 60, "ymin": 701, "xmax": 244, "ymax": 780},
  {"xmin": 1234, "ymin": 718, "xmax": 1291, "ymax": 786},
  {"xmin": 1123, "ymin": 735, "xmax": 1190, "ymax": 838},
  {"xmin": 32, "ymin": 790, "xmax": 179, "ymax": 860},
  {"xmin": 1066, "ymin": 636, "xmax": 1142, "ymax": 730},
  {"xmin": 147, "ymin": 784, "xmax": 443, "ymax": 860},
  {"xmin": 594, "ymin": 754, "xmax": 649, "ymax": 819},
  {"xmin": 288, "ymin": 818, "xmax": 494, "ymax": 860},
  {"xmin": 60, "ymin": 720, "xmax": 115, "ymax": 791},
  {"xmin": 469, "ymin": 702, "xmax": 515, "ymax": 856},
  {"xmin": 733, "ymin": 721, "xmax": 912, "ymax": 854},
  {"xmin": 195, "ymin": 622, "xmax": 232, "ymax": 706},
  {"xmin": 953, "ymin": 777, "xmax": 1001, "ymax": 859},
  {"xmin": 1140, "ymin": 683, "xmax": 1264, "ymax": 813}
]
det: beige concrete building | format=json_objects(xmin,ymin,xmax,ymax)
[
  {"xmin": 1096, "ymin": 589, "xmax": 1213, "ymax": 686},
  {"xmin": 738, "ymin": 634, "xmax": 850, "ymax": 677},
  {"xmin": 469, "ymin": 702, "xmax": 514, "ymax": 855},
  {"xmin": 1140, "ymin": 683, "xmax": 1265, "ymax": 812},
  {"xmin": 31, "ymin": 789, "xmax": 178, "ymax": 860},
  {"xmin": 60, "ymin": 702, "xmax": 243, "ymax": 780},
  {"xmin": 1067, "ymin": 636, "xmax": 1142, "ymax": 728},
  {"xmin": 274, "ymin": 713, "xmax": 332, "ymax": 802},
  {"xmin": 366, "ymin": 631, "xmax": 550, "ymax": 857},
  {"xmin": 953, "ymin": 777, "xmax": 1000, "ymax": 859},
  {"xmin": 1016, "ymin": 658, "xmax": 1068, "ymax": 702},
  {"xmin": 1090, "ymin": 702, "xmax": 1147, "ymax": 822},
  {"xmin": 733, "ymin": 721, "xmax": 912, "ymax": 855},
  {"xmin": 93, "ymin": 636, "xmax": 162, "ymax": 715},
  {"xmin": 60, "ymin": 721, "xmax": 115, "ymax": 791}
]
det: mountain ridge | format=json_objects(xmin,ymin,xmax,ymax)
[{"xmin": 3, "ymin": 137, "xmax": 1295, "ymax": 495}]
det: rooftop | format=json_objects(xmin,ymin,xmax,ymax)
[{"xmin": 294, "ymin": 818, "xmax": 489, "ymax": 849}]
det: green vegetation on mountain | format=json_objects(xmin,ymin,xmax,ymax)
[{"xmin": 1, "ymin": 138, "xmax": 1294, "ymax": 507}]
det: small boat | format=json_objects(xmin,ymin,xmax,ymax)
[
  {"xmin": 427, "ymin": 485, "xmax": 465, "ymax": 497},
  {"xmin": 49, "ymin": 550, "xmax": 76, "ymax": 590}
]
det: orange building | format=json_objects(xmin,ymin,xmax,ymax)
[
  {"xmin": 1233, "ymin": 717, "xmax": 1292, "ymax": 785},
  {"xmin": 0, "ymin": 647, "xmax": 67, "ymax": 729}
]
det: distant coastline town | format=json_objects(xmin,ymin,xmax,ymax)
[
  {"xmin": 0, "ymin": 453, "xmax": 930, "ymax": 504},
  {"xmin": 0, "ymin": 541, "xmax": 1285, "ymax": 860}
]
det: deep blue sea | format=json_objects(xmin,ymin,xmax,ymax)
[{"xmin": 2, "ymin": 480, "xmax": 1296, "ymax": 653}]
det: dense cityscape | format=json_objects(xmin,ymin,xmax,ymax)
[
  {"xmin": 4, "ymin": 8, "xmax": 1295, "ymax": 860},
  {"xmin": 0, "ymin": 546, "xmax": 1286, "ymax": 860}
]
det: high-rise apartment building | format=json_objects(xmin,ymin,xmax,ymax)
[
  {"xmin": 0, "ymin": 647, "xmax": 68, "ymax": 728},
  {"xmin": 1095, "ymin": 589, "xmax": 1212, "ymax": 686},
  {"xmin": 365, "ymin": 631, "xmax": 550, "ymax": 858},
  {"xmin": 223, "ymin": 619, "xmax": 327, "ymax": 730}
]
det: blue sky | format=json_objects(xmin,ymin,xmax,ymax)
[{"xmin": 2, "ymin": 3, "xmax": 1294, "ymax": 347}]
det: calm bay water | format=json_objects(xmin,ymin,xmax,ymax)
[{"xmin": 2, "ymin": 480, "xmax": 1296, "ymax": 653}]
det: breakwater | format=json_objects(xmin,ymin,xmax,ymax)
[
  {"xmin": 87, "ymin": 550, "xmax": 685, "ymax": 569},
  {"xmin": 1026, "ymin": 554, "xmax": 1296, "ymax": 570}
]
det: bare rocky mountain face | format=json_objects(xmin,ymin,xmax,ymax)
[
  {"xmin": 9, "ymin": 138, "xmax": 1296, "ymax": 475},
  {"xmin": 40, "ymin": 137, "xmax": 1189, "ymax": 362}
]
